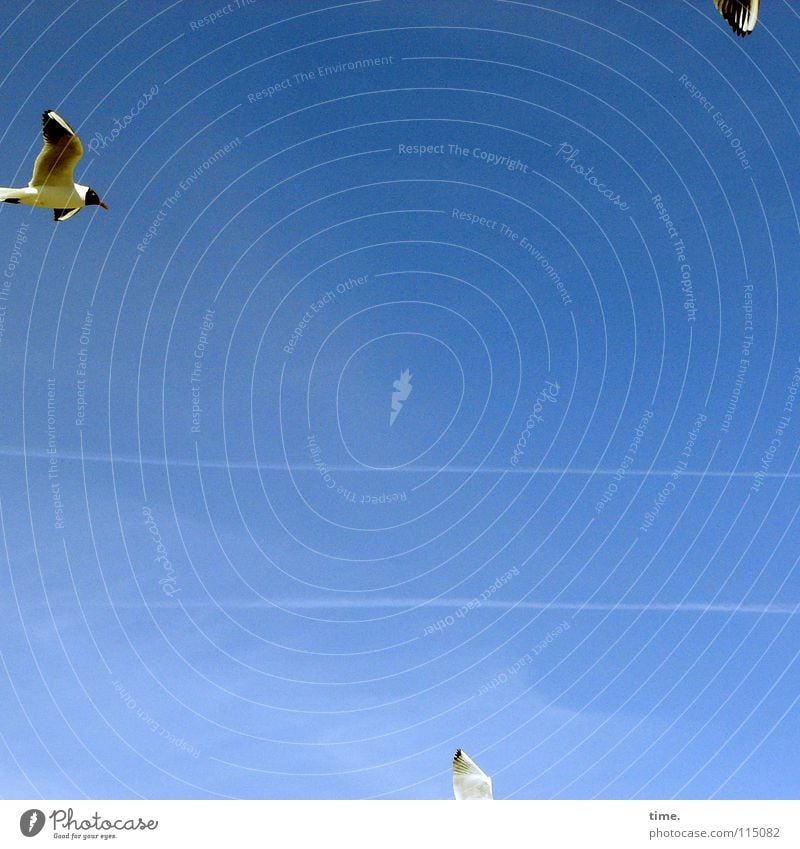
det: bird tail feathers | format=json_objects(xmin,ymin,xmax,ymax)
[{"xmin": 0, "ymin": 188, "xmax": 25, "ymax": 203}]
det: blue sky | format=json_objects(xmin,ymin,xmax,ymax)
[{"xmin": 0, "ymin": 0, "xmax": 798, "ymax": 800}]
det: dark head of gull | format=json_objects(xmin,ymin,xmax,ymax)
[{"xmin": 84, "ymin": 187, "xmax": 109, "ymax": 209}]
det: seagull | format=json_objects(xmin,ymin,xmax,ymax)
[
  {"xmin": 714, "ymin": 0, "xmax": 759, "ymax": 36},
  {"xmin": 452, "ymin": 749, "xmax": 493, "ymax": 800},
  {"xmin": 0, "ymin": 110, "xmax": 108, "ymax": 221}
]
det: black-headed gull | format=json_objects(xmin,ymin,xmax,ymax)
[
  {"xmin": 0, "ymin": 110, "xmax": 108, "ymax": 221},
  {"xmin": 453, "ymin": 749, "xmax": 493, "ymax": 800},
  {"xmin": 714, "ymin": 0, "xmax": 759, "ymax": 36}
]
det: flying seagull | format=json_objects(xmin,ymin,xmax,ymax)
[
  {"xmin": 714, "ymin": 0, "xmax": 759, "ymax": 36},
  {"xmin": 0, "ymin": 110, "xmax": 108, "ymax": 221},
  {"xmin": 453, "ymin": 749, "xmax": 493, "ymax": 800}
]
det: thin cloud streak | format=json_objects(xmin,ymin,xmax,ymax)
[
  {"xmin": 2, "ymin": 446, "xmax": 798, "ymax": 479},
  {"xmin": 121, "ymin": 597, "xmax": 800, "ymax": 616}
]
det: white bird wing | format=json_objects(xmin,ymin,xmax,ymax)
[
  {"xmin": 714, "ymin": 0, "xmax": 759, "ymax": 36},
  {"xmin": 53, "ymin": 207, "xmax": 82, "ymax": 222},
  {"xmin": 30, "ymin": 110, "xmax": 84, "ymax": 187},
  {"xmin": 453, "ymin": 749, "xmax": 493, "ymax": 800}
]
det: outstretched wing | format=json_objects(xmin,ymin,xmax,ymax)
[
  {"xmin": 453, "ymin": 749, "xmax": 493, "ymax": 800},
  {"xmin": 53, "ymin": 208, "xmax": 82, "ymax": 222},
  {"xmin": 30, "ymin": 110, "xmax": 84, "ymax": 187},
  {"xmin": 714, "ymin": 0, "xmax": 759, "ymax": 36}
]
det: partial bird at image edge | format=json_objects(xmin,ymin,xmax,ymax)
[
  {"xmin": 0, "ymin": 110, "xmax": 108, "ymax": 222},
  {"xmin": 453, "ymin": 749, "xmax": 493, "ymax": 800},
  {"xmin": 714, "ymin": 0, "xmax": 760, "ymax": 36}
]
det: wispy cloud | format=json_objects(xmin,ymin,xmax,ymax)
[
  {"xmin": 113, "ymin": 597, "xmax": 799, "ymax": 616},
  {"xmin": 2, "ymin": 446, "xmax": 797, "ymax": 479}
]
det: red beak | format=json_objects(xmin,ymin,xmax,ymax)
[{"xmin": 99, "ymin": 201, "xmax": 109, "ymax": 210}]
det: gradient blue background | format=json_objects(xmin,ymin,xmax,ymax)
[{"xmin": 0, "ymin": 0, "xmax": 798, "ymax": 799}]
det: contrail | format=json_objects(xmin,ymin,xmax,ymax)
[
  {"xmin": 116, "ymin": 597, "xmax": 799, "ymax": 616},
  {"xmin": 2, "ymin": 445, "xmax": 798, "ymax": 479}
]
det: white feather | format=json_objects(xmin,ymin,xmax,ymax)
[{"xmin": 452, "ymin": 749, "xmax": 493, "ymax": 800}]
